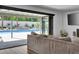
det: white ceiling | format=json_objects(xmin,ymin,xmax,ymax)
[
  {"xmin": 7, "ymin": 5, "xmax": 79, "ymax": 12},
  {"xmin": 0, "ymin": 9, "xmax": 47, "ymax": 17},
  {"xmin": 38, "ymin": 5, "xmax": 79, "ymax": 12}
]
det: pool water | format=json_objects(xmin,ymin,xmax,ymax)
[{"xmin": 0, "ymin": 29, "xmax": 41, "ymax": 33}]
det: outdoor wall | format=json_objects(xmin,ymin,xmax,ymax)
[
  {"xmin": 62, "ymin": 11, "xmax": 79, "ymax": 39},
  {"xmin": 7, "ymin": 5, "xmax": 63, "ymax": 36}
]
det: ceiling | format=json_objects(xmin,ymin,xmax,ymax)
[
  {"xmin": 0, "ymin": 9, "xmax": 47, "ymax": 17},
  {"xmin": 37, "ymin": 5, "xmax": 79, "ymax": 12},
  {"xmin": 6, "ymin": 5, "xmax": 79, "ymax": 12}
]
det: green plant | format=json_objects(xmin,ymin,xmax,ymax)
[{"xmin": 60, "ymin": 30, "xmax": 68, "ymax": 37}]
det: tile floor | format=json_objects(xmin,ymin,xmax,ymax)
[{"xmin": 0, "ymin": 45, "xmax": 27, "ymax": 54}]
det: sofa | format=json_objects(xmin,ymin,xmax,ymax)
[{"xmin": 27, "ymin": 34, "xmax": 79, "ymax": 54}]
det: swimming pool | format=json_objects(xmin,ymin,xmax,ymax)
[{"xmin": 0, "ymin": 29, "xmax": 41, "ymax": 33}]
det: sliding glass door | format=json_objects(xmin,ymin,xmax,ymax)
[
  {"xmin": 0, "ymin": 15, "xmax": 49, "ymax": 38},
  {"xmin": 0, "ymin": 15, "xmax": 49, "ymax": 41}
]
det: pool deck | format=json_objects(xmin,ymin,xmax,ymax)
[{"xmin": 0, "ymin": 31, "xmax": 40, "ymax": 42}]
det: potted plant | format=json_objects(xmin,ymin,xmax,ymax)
[{"xmin": 60, "ymin": 30, "xmax": 68, "ymax": 37}]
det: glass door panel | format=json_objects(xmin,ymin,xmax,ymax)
[
  {"xmin": 44, "ymin": 16, "xmax": 49, "ymax": 35},
  {"xmin": 0, "ymin": 15, "xmax": 49, "ymax": 41},
  {"xmin": 42, "ymin": 16, "xmax": 49, "ymax": 35}
]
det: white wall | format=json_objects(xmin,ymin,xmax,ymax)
[
  {"xmin": 63, "ymin": 11, "xmax": 79, "ymax": 38},
  {"xmin": 7, "ymin": 5, "xmax": 63, "ymax": 36},
  {"xmin": 53, "ymin": 12, "xmax": 64, "ymax": 36}
]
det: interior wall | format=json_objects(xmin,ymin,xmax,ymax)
[
  {"xmin": 63, "ymin": 11, "xmax": 79, "ymax": 38},
  {"xmin": 6, "ymin": 5, "xmax": 63, "ymax": 36}
]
